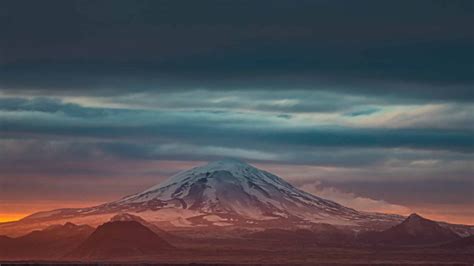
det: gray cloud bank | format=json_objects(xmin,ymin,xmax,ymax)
[{"xmin": 0, "ymin": 0, "xmax": 473, "ymax": 220}]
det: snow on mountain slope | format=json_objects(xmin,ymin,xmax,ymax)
[
  {"xmin": 111, "ymin": 159, "xmax": 367, "ymax": 223},
  {"xmin": 6, "ymin": 159, "xmax": 404, "ymax": 232}
]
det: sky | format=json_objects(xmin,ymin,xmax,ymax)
[{"xmin": 0, "ymin": 0, "xmax": 473, "ymax": 224}]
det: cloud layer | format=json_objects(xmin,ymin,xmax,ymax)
[{"xmin": 0, "ymin": 1, "xmax": 473, "ymax": 223}]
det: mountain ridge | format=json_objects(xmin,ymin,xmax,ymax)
[
  {"xmin": 2, "ymin": 160, "xmax": 471, "ymax": 236},
  {"xmin": 358, "ymin": 213, "xmax": 461, "ymax": 246},
  {"xmin": 0, "ymin": 222, "xmax": 94, "ymax": 259}
]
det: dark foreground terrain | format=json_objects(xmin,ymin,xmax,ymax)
[
  {"xmin": 1, "ymin": 215, "xmax": 474, "ymax": 265},
  {"xmin": 1, "ymin": 244, "xmax": 473, "ymax": 265}
]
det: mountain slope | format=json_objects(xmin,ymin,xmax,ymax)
[
  {"xmin": 0, "ymin": 160, "xmax": 408, "ymax": 232},
  {"xmin": 0, "ymin": 222, "xmax": 94, "ymax": 259},
  {"xmin": 69, "ymin": 220, "xmax": 174, "ymax": 259},
  {"xmin": 440, "ymin": 235, "xmax": 474, "ymax": 249},
  {"xmin": 358, "ymin": 213, "xmax": 460, "ymax": 246},
  {"xmin": 110, "ymin": 159, "xmax": 364, "ymax": 224},
  {"xmin": 87, "ymin": 159, "xmax": 401, "ymax": 227}
]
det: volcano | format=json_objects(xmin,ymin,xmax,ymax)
[
  {"xmin": 9, "ymin": 160, "xmax": 402, "ymax": 230},
  {"xmin": 105, "ymin": 159, "xmax": 403, "ymax": 226}
]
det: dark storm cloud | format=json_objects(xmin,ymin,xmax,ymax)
[
  {"xmin": 1, "ymin": 0, "xmax": 473, "ymax": 101},
  {"xmin": 1, "ymin": 1, "xmax": 473, "ymax": 222},
  {"xmin": 2, "ymin": 134, "xmax": 472, "ymax": 172},
  {"xmin": 1, "ymin": 98, "xmax": 473, "ymax": 152}
]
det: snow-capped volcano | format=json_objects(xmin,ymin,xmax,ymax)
[
  {"xmin": 7, "ymin": 159, "xmax": 403, "ymax": 232},
  {"xmin": 112, "ymin": 159, "xmax": 365, "ymax": 224}
]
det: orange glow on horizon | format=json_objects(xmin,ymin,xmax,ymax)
[
  {"xmin": 0, "ymin": 213, "xmax": 28, "ymax": 223},
  {"xmin": 0, "ymin": 200, "xmax": 107, "ymax": 224}
]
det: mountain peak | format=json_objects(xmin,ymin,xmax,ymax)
[
  {"xmin": 404, "ymin": 213, "xmax": 432, "ymax": 226},
  {"xmin": 401, "ymin": 213, "xmax": 432, "ymax": 229},
  {"xmin": 44, "ymin": 222, "xmax": 78, "ymax": 232},
  {"xmin": 110, "ymin": 213, "xmax": 144, "ymax": 223},
  {"xmin": 407, "ymin": 213, "xmax": 424, "ymax": 221},
  {"xmin": 64, "ymin": 222, "xmax": 77, "ymax": 228},
  {"xmin": 141, "ymin": 159, "xmax": 260, "ymax": 191}
]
